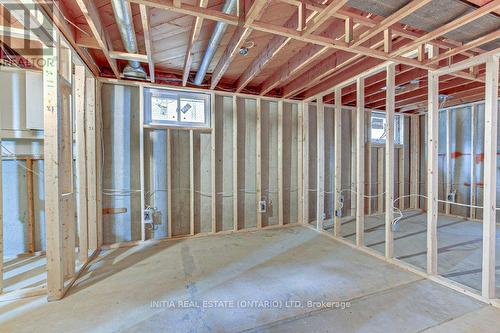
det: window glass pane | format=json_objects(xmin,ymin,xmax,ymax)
[
  {"xmin": 180, "ymin": 98, "xmax": 205, "ymax": 123},
  {"xmin": 152, "ymin": 96, "xmax": 177, "ymax": 121},
  {"xmin": 370, "ymin": 112, "xmax": 403, "ymax": 144}
]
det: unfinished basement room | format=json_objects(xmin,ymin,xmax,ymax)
[{"xmin": 0, "ymin": 0, "xmax": 500, "ymax": 332}]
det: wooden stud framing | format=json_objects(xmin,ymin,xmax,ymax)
[
  {"xmin": 85, "ymin": 76, "xmax": 98, "ymax": 251},
  {"xmin": 383, "ymin": 29, "xmax": 392, "ymax": 53},
  {"xmin": 211, "ymin": 93, "xmax": 217, "ymax": 232},
  {"xmin": 344, "ymin": 17, "xmax": 353, "ymax": 43},
  {"xmin": 233, "ymin": 96, "xmax": 238, "ymax": 231},
  {"xmin": 427, "ymin": 72, "xmax": 439, "ymax": 275},
  {"xmin": 470, "ymin": 104, "xmax": 476, "ymax": 219},
  {"xmin": 26, "ymin": 158, "xmax": 36, "ymax": 254},
  {"xmin": 278, "ymin": 100, "xmax": 284, "ymax": 226},
  {"xmin": 298, "ymin": 102, "xmax": 304, "ymax": 224},
  {"xmin": 190, "ymin": 130, "xmax": 195, "ymax": 235},
  {"xmin": 377, "ymin": 148, "xmax": 384, "ymax": 214},
  {"xmin": 445, "ymin": 109, "xmax": 451, "ymax": 215},
  {"xmin": 356, "ymin": 77, "xmax": 365, "ymax": 246},
  {"xmin": 398, "ymin": 148, "xmax": 404, "ymax": 210},
  {"xmin": 302, "ymin": 102, "xmax": 310, "ymax": 225},
  {"xmin": 334, "ymin": 88, "xmax": 342, "ymax": 236},
  {"xmin": 366, "ymin": 111, "xmax": 372, "ymax": 215},
  {"xmin": 316, "ymin": 97, "xmax": 325, "ymax": 231},
  {"xmin": 167, "ymin": 129, "xmax": 173, "ymax": 237},
  {"xmin": 481, "ymin": 54, "xmax": 499, "ymax": 299},
  {"xmin": 350, "ymin": 108, "xmax": 356, "ymax": 217},
  {"xmin": 139, "ymin": 86, "xmax": 146, "ymax": 241},
  {"xmin": 0, "ymin": 137, "xmax": 3, "ymax": 292},
  {"xmin": 74, "ymin": 64, "xmax": 88, "ymax": 261},
  {"xmin": 410, "ymin": 115, "xmax": 420, "ymax": 209},
  {"xmin": 385, "ymin": 63, "xmax": 395, "ymax": 259},
  {"xmin": 44, "ymin": 32, "xmax": 65, "ymax": 300},
  {"xmin": 95, "ymin": 80, "xmax": 103, "ymax": 247},
  {"xmin": 256, "ymin": 97, "xmax": 262, "ymax": 228}
]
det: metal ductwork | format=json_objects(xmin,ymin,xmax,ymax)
[
  {"xmin": 110, "ymin": 0, "xmax": 147, "ymax": 79},
  {"xmin": 193, "ymin": 0, "xmax": 237, "ymax": 86}
]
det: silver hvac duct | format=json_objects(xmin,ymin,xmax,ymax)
[
  {"xmin": 110, "ymin": 0, "xmax": 147, "ymax": 79},
  {"xmin": 193, "ymin": 0, "xmax": 237, "ymax": 85}
]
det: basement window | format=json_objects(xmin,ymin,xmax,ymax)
[
  {"xmin": 144, "ymin": 88, "xmax": 210, "ymax": 128},
  {"xmin": 370, "ymin": 111, "xmax": 403, "ymax": 145}
]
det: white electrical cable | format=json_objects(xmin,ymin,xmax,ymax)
[{"xmin": 1, "ymin": 143, "xmax": 42, "ymax": 177}]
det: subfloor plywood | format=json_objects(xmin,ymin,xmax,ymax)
[{"xmin": 0, "ymin": 226, "xmax": 498, "ymax": 332}]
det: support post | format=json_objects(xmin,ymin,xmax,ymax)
[
  {"xmin": 482, "ymin": 55, "xmax": 499, "ymax": 299},
  {"xmin": 356, "ymin": 78, "xmax": 365, "ymax": 246},
  {"xmin": 317, "ymin": 97, "xmax": 325, "ymax": 231},
  {"xmin": 334, "ymin": 87, "xmax": 342, "ymax": 236},
  {"xmin": 385, "ymin": 63, "xmax": 395, "ymax": 258},
  {"xmin": 427, "ymin": 72, "xmax": 439, "ymax": 275}
]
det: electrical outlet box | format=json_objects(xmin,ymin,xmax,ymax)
[
  {"xmin": 447, "ymin": 191, "xmax": 456, "ymax": 202},
  {"xmin": 335, "ymin": 209, "xmax": 343, "ymax": 217},
  {"xmin": 144, "ymin": 208, "xmax": 154, "ymax": 224},
  {"xmin": 258, "ymin": 200, "xmax": 267, "ymax": 213}
]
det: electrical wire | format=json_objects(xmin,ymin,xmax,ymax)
[{"xmin": 1, "ymin": 143, "xmax": 42, "ymax": 177}]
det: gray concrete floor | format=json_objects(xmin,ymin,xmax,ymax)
[
  {"xmin": 2, "ymin": 254, "xmax": 47, "ymax": 292},
  {"xmin": 331, "ymin": 210, "xmax": 500, "ymax": 295},
  {"xmin": 0, "ymin": 225, "xmax": 499, "ymax": 332}
]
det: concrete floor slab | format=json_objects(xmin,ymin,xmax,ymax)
[{"xmin": 0, "ymin": 226, "xmax": 498, "ymax": 333}]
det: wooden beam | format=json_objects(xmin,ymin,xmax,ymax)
[
  {"xmin": 352, "ymin": 0, "xmax": 432, "ymax": 47},
  {"xmin": 391, "ymin": 1, "xmax": 500, "ymax": 57},
  {"xmin": 75, "ymin": 0, "xmax": 120, "ymax": 78},
  {"xmin": 139, "ymin": 4, "xmax": 155, "ymax": 82},
  {"xmin": 182, "ymin": 0, "xmax": 208, "ymax": 86},
  {"xmin": 383, "ymin": 29, "xmax": 392, "ymax": 53},
  {"xmin": 385, "ymin": 63, "xmax": 395, "ymax": 258},
  {"xmin": 210, "ymin": 0, "xmax": 268, "ymax": 89},
  {"xmin": 427, "ymin": 72, "xmax": 439, "ymax": 275},
  {"xmin": 298, "ymin": 1, "xmax": 307, "ymax": 32},
  {"xmin": 303, "ymin": 0, "xmax": 349, "ymax": 35},
  {"xmin": 482, "ymin": 54, "xmax": 499, "ymax": 299},
  {"xmin": 356, "ymin": 77, "xmax": 365, "ymax": 246},
  {"xmin": 316, "ymin": 97, "xmax": 325, "ymax": 231},
  {"xmin": 344, "ymin": 16, "xmax": 353, "ymax": 43},
  {"xmin": 427, "ymin": 30, "xmax": 500, "ymax": 65},
  {"xmin": 334, "ymin": 87, "xmax": 342, "ymax": 236},
  {"xmin": 259, "ymin": 19, "xmax": 345, "ymax": 95}
]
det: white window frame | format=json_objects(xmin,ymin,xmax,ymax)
[
  {"xmin": 144, "ymin": 87, "xmax": 211, "ymax": 128},
  {"xmin": 370, "ymin": 111, "xmax": 404, "ymax": 145}
]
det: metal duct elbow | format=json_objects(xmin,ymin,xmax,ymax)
[
  {"xmin": 193, "ymin": 0, "xmax": 237, "ymax": 86},
  {"xmin": 110, "ymin": 0, "xmax": 147, "ymax": 79}
]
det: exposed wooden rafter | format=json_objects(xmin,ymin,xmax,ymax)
[
  {"xmin": 210, "ymin": 0, "xmax": 269, "ymax": 89},
  {"xmin": 182, "ymin": 0, "xmax": 208, "ymax": 86},
  {"xmin": 75, "ymin": 0, "xmax": 120, "ymax": 78},
  {"xmin": 139, "ymin": 4, "xmax": 155, "ymax": 82}
]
